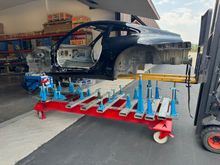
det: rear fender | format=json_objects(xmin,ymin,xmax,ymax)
[
  {"xmin": 114, "ymin": 45, "xmax": 153, "ymax": 78},
  {"xmin": 113, "ymin": 44, "xmax": 190, "ymax": 78}
]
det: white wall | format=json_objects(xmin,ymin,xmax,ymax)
[
  {"xmin": 0, "ymin": 0, "xmax": 115, "ymax": 34},
  {"xmin": 0, "ymin": 0, "xmax": 47, "ymax": 34}
]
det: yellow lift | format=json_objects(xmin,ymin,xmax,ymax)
[{"xmin": 118, "ymin": 73, "xmax": 197, "ymax": 84}]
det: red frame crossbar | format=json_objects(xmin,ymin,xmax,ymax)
[{"xmin": 34, "ymin": 97, "xmax": 173, "ymax": 139}]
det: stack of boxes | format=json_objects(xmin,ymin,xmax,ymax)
[
  {"xmin": 0, "ymin": 13, "xmax": 93, "ymax": 56},
  {"xmin": 43, "ymin": 13, "xmax": 92, "ymax": 46},
  {"xmin": 71, "ymin": 16, "xmax": 92, "ymax": 46},
  {"xmin": 47, "ymin": 12, "xmax": 72, "ymax": 22},
  {"xmin": 71, "ymin": 16, "xmax": 91, "ymax": 29},
  {"xmin": 43, "ymin": 12, "xmax": 73, "ymax": 34}
]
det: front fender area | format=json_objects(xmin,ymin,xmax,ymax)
[{"xmin": 113, "ymin": 44, "xmax": 190, "ymax": 78}]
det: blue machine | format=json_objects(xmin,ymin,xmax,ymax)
[
  {"xmin": 136, "ymin": 75, "xmax": 144, "ymax": 114},
  {"xmin": 23, "ymin": 73, "xmax": 53, "ymax": 93}
]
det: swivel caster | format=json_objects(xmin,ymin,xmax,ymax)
[{"xmin": 153, "ymin": 131, "xmax": 169, "ymax": 144}]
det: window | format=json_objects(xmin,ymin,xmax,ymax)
[
  {"xmin": 71, "ymin": 26, "xmax": 102, "ymax": 46},
  {"xmin": 109, "ymin": 26, "xmax": 139, "ymax": 38}
]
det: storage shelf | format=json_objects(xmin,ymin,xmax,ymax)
[
  {"xmin": 0, "ymin": 31, "xmax": 92, "ymax": 41},
  {"xmin": 0, "ymin": 30, "xmax": 92, "ymax": 55},
  {"xmin": 0, "ymin": 50, "xmax": 32, "ymax": 54}
]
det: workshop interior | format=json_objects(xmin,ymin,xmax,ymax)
[{"xmin": 0, "ymin": 0, "xmax": 220, "ymax": 165}]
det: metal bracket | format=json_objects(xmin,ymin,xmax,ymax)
[{"xmin": 202, "ymin": 115, "xmax": 220, "ymax": 126}]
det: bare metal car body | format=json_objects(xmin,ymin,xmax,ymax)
[{"xmin": 27, "ymin": 20, "xmax": 191, "ymax": 80}]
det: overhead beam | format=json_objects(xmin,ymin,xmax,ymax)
[{"xmin": 79, "ymin": 0, "xmax": 160, "ymax": 20}]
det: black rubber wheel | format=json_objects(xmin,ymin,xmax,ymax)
[{"xmin": 201, "ymin": 126, "xmax": 220, "ymax": 154}]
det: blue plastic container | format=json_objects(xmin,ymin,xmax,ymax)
[
  {"xmin": 23, "ymin": 73, "xmax": 53, "ymax": 93},
  {"xmin": 37, "ymin": 38, "xmax": 52, "ymax": 46},
  {"xmin": 43, "ymin": 38, "xmax": 52, "ymax": 46},
  {"xmin": 0, "ymin": 42, "xmax": 8, "ymax": 51},
  {"xmin": 12, "ymin": 40, "xmax": 22, "ymax": 50},
  {"xmin": 22, "ymin": 40, "xmax": 32, "ymax": 50}
]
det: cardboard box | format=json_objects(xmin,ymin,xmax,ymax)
[
  {"xmin": 43, "ymin": 21, "xmax": 72, "ymax": 33},
  {"xmin": 70, "ymin": 39, "xmax": 87, "ymax": 45},
  {"xmin": 0, "ymin": 23, "xmax": 4, "ymax": 34},
  {"xmin": 70, "ymin": 35, "xmax": 92, "ymax": 45},
  {"xmin": 48, "ymin": 12, "xmax": 72, "ymax": 22},
  {"xmin": 72, "ymin": 16, "xmax": 91, "ymax": 24}
]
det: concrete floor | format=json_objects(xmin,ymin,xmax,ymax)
[
  {"xmin": 0, "ymin": 78, "xmax": 133, "ymax": 165},
  {"xmin": 0, "ymin": 75, "xmax": 36, "ymax": 123},
  {"xmin": 16, "ymin": 65, "xmax": 220, "ymax": 165},
  {"xmin": 0, "ymin": 75, "xmax": 99, "ymax": 123}
]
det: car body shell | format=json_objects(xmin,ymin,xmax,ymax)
[{"xmin": 29, "ymin": 20, "xmax": 191, "ymax": 80}]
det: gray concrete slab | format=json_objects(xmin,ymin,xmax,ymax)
[
  {"xmin": 0, "ymin": 75, "xmax": 101, "ymax": 123},
  {"xmin": 17, "ymin": 65, "xmax": 220, "ymax": 165},
  {"xmin": 0, "ymin": 75, "xmax": 36, "ymax": 123}
]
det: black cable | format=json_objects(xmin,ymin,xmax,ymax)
[
  {"xmin": 185, "ymin": 63, "xmax": 189, "ymax": 81},
  {"xmin": 186, "ymin": 63, "xmax": 194, "ymax": 118}
]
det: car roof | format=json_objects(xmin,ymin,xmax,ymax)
[{"xmin": 81, "ymin": 20, "xmax": 178, "ymax": 36}]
